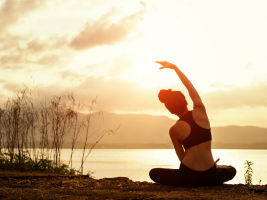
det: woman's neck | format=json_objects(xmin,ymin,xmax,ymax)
[{"xmin": 177, "ymin": 109, "xmax": 189, "ymax": 118}]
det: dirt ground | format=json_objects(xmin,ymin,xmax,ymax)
[{"xmin": 0, "ymin": 171, "xmax": 267, "ymax": 200}]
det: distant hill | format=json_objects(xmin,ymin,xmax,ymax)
[
  {"xmin": 73, "ymin": 112, "xmax": 267, "ymax": 148},
  {"xmin": 96, "ymin": 112, "xmax": 173, "ymax": 144},
  {"xmin": 211, "ymin": 126, "xmax": 267, "ymax": 143}
]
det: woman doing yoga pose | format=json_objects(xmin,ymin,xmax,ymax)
[{"xmin": 149, "ymin": 61, "xmax": 236, "ymax": 186}]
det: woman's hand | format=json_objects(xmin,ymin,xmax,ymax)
[
  {"xmin": 155, "ymin": 61, "xmax": 178, "ymax": 70},
  {"xmin": 215, "ymin": 158, "xmax": 220, "ymax": 165}
]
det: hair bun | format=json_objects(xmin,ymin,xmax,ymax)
[{"xmin": 158, "ymin": 89, "xmax": 172, "ymax": 103}]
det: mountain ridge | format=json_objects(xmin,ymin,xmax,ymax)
[{"xmin": 76, "ymin": 111, "xmax": 267, "ymax": 146}]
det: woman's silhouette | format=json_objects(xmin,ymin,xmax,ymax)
[{"xmin": 149, "ymin": 61, "xmax": 236, "ymax": 186}]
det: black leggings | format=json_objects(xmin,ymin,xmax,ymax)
[{"xmin": 149, "ymin": 163, "xmax": 236, "ymax": 187}]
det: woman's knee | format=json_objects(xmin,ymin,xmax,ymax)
[
  {"xmin": 228, "ymin": 166, "xmax": 237, "ymax": 179},
  {"xmin": 217, "ymin": 166, "xmax": 237, "ymax": 183},
  {"xmin": 149, "ymin": 168, "xmax": 175, "ymax": 183},
  {"xmin": 149, "ymin": 168, "xmax": 160, "ymax": 180}
]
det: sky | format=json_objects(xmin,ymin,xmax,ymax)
[{"xmin": 1, "ymin": 0, "xmax": 267, "ymax": 127}]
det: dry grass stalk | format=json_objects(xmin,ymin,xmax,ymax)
[{"xmin": 0, "ymin": 82, "xmax": 119, "ymax": 174}]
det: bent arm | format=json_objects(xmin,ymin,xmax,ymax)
[{"xmin": 169, "ymin": 126, "xmax": 185, "ymax": 162}]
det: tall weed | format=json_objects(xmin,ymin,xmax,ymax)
[
  {"xmin": 0, "ymin": 82, "xmax": 118, "ymax": 175},
  {"xmin": 244, "ymin": 160, "xmax": 254, "ymax": 185}
]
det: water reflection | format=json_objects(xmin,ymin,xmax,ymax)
[{"xmin": 60, "ymin": 149, "xmax": 267, "ymax": 185}]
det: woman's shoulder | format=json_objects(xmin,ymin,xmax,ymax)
[{"xmin": 192, "ymin": 108, "xmax": 210, "ymax": 129}]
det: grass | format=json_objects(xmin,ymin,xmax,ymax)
[
  {"xmin": 0, "ymin": 151, "xmax": 79, "ymax": 175},
  {"xmin": 0, "ymin": 80, "xmax": 118, "ymax": 175}
]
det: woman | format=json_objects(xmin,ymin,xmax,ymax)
[{"xmin": 149, "ymin": 61, "xmax": 236, "ymax": 186}]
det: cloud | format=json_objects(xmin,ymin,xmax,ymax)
[
  {"xmin": 0, "ymin": 1, "xmax": 72, "ymax": 70},
  {"xmin": 0, "ymin": 33, "xmax": 71, "ymax": 69},
  {"xmin": 0, "ymin": 34, "xmax": 22, "ymax": 50},
  {"xmin": 0, "ymin": 54, "xmax": 24, "ymax": 67},
  {"xmin": 72, "ymin": 77, "xmax": 267, "ymax": 113},
  {"xmin": 60, "ymin": 69, "xmax": 86, "ymax": 81},
  {"xmin": 3, "ymin": 74, "xmax": 267, "ymax": 117},
  {"xmin": 83, "ymin": 54, "xmax": 136, "ymax": 78},
  {"xmin": 0, "ymin": 1, "xmax": 146, "ymax": 74},
  {"xmin": 0, "ymin": 0, "xmax": 47, "ymax": 33},
  {"xmin": 30, "ymin": 76, "xmax": 159, "ymax": 113},
  {"xmin": 26, "ymin": 35, "xmax": 70, "ymax": 54},
  {"xmin": 0, "ymin": 79, "xmax": 7, "ymax": 84},
  {"xmin": 70, "ymin": 4, "xmax": 146, "ymax": 50},
  {"xmin": 202, "ymin": 80, "xmax": 267, "ymax": 111},
  {"xmin": 72, "ymin": 76, "xmax": 157, "ymax": 113}
]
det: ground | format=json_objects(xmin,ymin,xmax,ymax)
[{"xmin": 0, "ymin": 171, "xmax": 266, "ymax": 200}]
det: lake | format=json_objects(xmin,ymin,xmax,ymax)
[{"xmin": 60, "ymin": 149, "xmax": 267, "ymax": 185}]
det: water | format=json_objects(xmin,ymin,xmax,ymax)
[{"xmin": 60, "ymin": 149, "xmax": 267, "ymax": 185}]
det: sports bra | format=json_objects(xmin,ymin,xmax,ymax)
[{"xmin": 179, "ymin": 111, "xmax": 212, "ymax": 150}]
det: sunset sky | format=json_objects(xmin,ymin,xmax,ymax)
[{"xmin": 1, "ymin": 0, "xmax": 267, "ymax": 127}]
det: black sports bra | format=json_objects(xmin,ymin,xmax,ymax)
[{"xmin": 179, "ymin": 111, "xmax": 212, "ymax": 150}]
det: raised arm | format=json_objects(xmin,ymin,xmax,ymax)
[{"xmin": 156, "ymin": 61, "xmax": 204, "ymax": 109}]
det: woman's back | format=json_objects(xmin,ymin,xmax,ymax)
[{"xmin": 173, "ymin": 108, "xmax": 215, "ymax": 171}]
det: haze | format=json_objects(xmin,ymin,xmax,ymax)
[{"xmin": 1, "ymin": 0, "xmax": 267, "ymax": 127}]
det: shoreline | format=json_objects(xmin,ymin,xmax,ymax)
[{"xmin": 0, "ymin": 171, "xmax": 266, "ymax": 199}]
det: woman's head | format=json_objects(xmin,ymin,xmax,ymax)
[{"xmin": 158, "ymin": 89, "xmax": 188, "ymax": 115}]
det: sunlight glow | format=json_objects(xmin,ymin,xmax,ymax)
[{"xmin": 2, "ymin": 0, "xmax": 267, "ymax": 127}]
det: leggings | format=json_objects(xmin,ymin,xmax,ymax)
[{"xmin": 149, "ymin": 163, "xmax": 236, "ymax": 187}]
